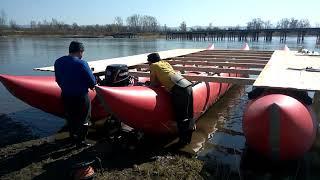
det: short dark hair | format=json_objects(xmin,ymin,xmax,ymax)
[
  {"xmin": 147, "ymin": 53, "xmax": 161, "ymax": 63},
  {"xmin": 69, "ymin": 41, "xmax": 84, "ymax": 53}
]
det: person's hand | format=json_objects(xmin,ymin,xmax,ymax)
[
  {"xmin": 144, "ymin": 81, "xmax": 151, "ymax": 86},
  {"xmin": 90, "ymin": 87, "xmax": 95, "ymax": 91}
]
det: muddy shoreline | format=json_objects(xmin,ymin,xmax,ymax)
[{"xmin": 0, "ymin": 129, "xmax": 227, "ymax": 180}]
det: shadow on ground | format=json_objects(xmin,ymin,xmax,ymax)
[{"xmin": 0, "ymin": 125, "xmax": 190, "ymax": 180}]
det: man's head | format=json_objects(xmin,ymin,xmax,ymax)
[
  {"xmin": 147, "ymin": 53, "xmax": 161, "ymax": 64},
  {"xmin": 69, "ymin": 41, "xmax": 85, "ymax": 59}
]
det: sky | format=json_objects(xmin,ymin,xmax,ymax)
[{"xmin": 1, "ymin": 0, "xmax": 319, "ymax": 27}]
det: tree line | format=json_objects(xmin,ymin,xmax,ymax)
[
  {"xmin": 0, "ymin": 11, "xmax": 166, "ymax": 34},
  {"xmin": 246, "ymin": 18, "xmax": 311, "ymax": 30},
  {"xmin": 0, "ymin": 9, "xmax": 319, "ymax": 35},
  {"xmin": 181, "ymin": 18, "xmax": 317, "ymax": 32}
]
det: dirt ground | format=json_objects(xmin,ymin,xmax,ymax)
[{"xmin": 0, "ymin": 127, "xmax": 230, "ymax": 180}]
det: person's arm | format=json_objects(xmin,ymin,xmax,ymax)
[
  {"xmin": 54, "ymin": 62, "xmax": 62, "ymax": 87},
  {"xmin": 149, "ymin": 64, "xmax": 160, "ymax": 87},
  {"xmin": 81, "ymin": 61, "xmax": 96, "ymax": 89}
]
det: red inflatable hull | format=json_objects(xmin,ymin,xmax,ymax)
[
  {"xmin": 243, "ymin": 94, "xmax": 317, "ymax": 160},
  {"xmin": 0, "ymin": 70, "xmax": 242, "ymax": 135},
  {"xmin": 96, "ymin": 72, "xmax": 239, "ymax": 135},
  {"xmin": 0, "ymin": 74, "xmax": 108, "ymax": 121}
]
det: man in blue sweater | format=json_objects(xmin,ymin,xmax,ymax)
[{"xmin": 54, "ymin": 41, "xmax": 96, "ymax": 146}]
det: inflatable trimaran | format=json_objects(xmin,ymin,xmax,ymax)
[
  {"xmin": 0, "ymin": 46, "xmax": 251, "ymax": 135},
  {"xmin": 0, "ymin": 44, "xmax": 317, "ymax": 160}
]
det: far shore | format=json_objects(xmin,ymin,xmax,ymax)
[{"xmin": 0, "ymin": 30, "xmax": 166, "ymax": 39}]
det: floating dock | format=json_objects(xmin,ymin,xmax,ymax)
[
  {"xmin": 35, "ymin": 48, "xmax": 320, "ymax": 91},
  {"xmin": 34, "ymin": 49, "xmax": 273, "ymax": 86},
  {"xmin": 254, "ymin": 50, "xmax": 320, "ymax": 91}
]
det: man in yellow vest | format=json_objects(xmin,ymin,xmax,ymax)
[{"xmin": 147, "ymin": 53, "xmax": 194, "ymax": 145}]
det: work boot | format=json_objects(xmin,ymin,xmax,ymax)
[
  {"xmin": 76, "ymin": 140, "xmax": 94, "ymax": 148},
  {"xmin": 75, "ymin": 125, "xmax": 93, "ymax": 147},
  {"xmin": 177, "ymin": 130, "xmax": 193, "ymax": 145}
]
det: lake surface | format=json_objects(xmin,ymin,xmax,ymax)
[{"xmin": 0, "ymin": 36, "xmax": 319, "ymax": 178}]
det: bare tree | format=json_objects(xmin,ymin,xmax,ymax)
[
  {"xmin": 50, "ymin": 18, "xmax": 65, "ymax": 31},
  {"xmin": 141, "ymin": 15, "xmax": 159, "ymax": 32},
  {"xmin": 298, "ymin": 19, "xmax": 310, "ymax": 28},
  {"xmin": 114, "ymin": 16, "xmax": 123, "ymax": 26},
  {"xmin": 276, "ymin": 18, "xmax": 290, "ymax": 29},
  {"xmin": 246, "ymin": 18, "xmax": 264, "ymax": 30},
  {"xmin": 126, "ymin": 14, "xmax": 141, "ymax": 32},
  {"xmin": 264, "ymin": 20, "xmax": 273, "ymax": 29},
  {"xmin": 0, "ymin": 9, "xmax": 7, "ymax": 28},
  {"xmin": 9, "ymin": 20, "xmax": 18, "ymax": 29},
  {"xmin": 288, "ymin": 18, "xmax": 299, "ymax": 28},
  {"xmin": 141, "ymin": 16, "xmax": 149, "ymax": 32},
  {"xmin": 30, "ymin": 20, "xmax": 37, "ymax": 29},
  {"xmin": 179, "ymin": 21, "xmax": 187, "ymax": 32},
  {"xmin": 234, "ymin": 25, "xmax": 241, "ymax": 30},
  {"xmin": 72, "ymin": 22, "xmax": 79, "ymax": 30},
  {"xmin": 163, "ymin": 24, "xmax": 167, "ymax": 32},
  {"xmin": 207, "ymin": 23, "xmax": 213, "ymax": 30},
  {"xmin": 112, "ymin": 16, "xmax": 124, "ymax": 32}
]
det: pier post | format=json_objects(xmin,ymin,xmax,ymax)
[
  {"xmin": 317, "ymin": 34, "xmax": 320, "ymax": 45},
  {"xmin": 297, "ymin": 32, "xmax": 301, "ymax": 44},
  {"xmin": 280, "ymin": 32, "xmax": 287, "ymax": 43}
]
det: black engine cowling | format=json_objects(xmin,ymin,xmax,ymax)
[{"xmin": 100, "ymin": 64, "xmax": 131, "ymax": 86}]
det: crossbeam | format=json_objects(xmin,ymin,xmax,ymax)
[
  {"xmin": 129, "ymin": 71, "xmax": 256, "ymax": 85},
  {"xmin": 201, "ymin": 50, "xmax": 274, "ymax": 54},
  {"xmin": 197, "ymin": 51, "xmax": 274, "ymax": 56},
  {"xmin": 172, "ymin": 57, "xmax": 269, "ymax": 64},
  {"xmin": 132, "ymin": 64, "xmax": 262, "ymax": 75},
  {"xmin": 168, "ymin": 60, "xmax": 266, "ymax": 68},
  {"xmin": 183, "ymin": 54, "xmax": 270, "ymax": 60}
]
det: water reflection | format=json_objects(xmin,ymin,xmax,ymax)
[
  {"xmin": 194, "ymin": 85, "xmax": 247, "ymax": 169},
  {"xmin": 0, "ymin": 108, "xmax": 64, "ymax": 147}
]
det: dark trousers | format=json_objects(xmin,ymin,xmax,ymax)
[
  {"xmin": 62, "ymin": 93, "xmax": 91, "ymax": 142},
  {"xmin": 171, "ymin": 85, "xmax": 194, "ymax": 143}
]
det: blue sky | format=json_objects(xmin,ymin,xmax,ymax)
[{"xmin": 1, "ymin": 0, "xmax": 319, "ymax": 27}]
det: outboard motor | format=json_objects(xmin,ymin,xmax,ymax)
[{"xmin": 101, "ymin": 64, "xmax": 131, "ymax": 86}]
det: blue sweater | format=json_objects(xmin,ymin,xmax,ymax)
[{"xmin": 54, "ymin": 56, "xmax": 96, "ymax": 96}]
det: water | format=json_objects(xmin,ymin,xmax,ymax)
[{"xmin": 0, "ymin": 36, "xmax": 319, "ymax": 177}]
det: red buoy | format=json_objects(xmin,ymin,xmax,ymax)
[{"xmin": 243, "ymin": 94, "xmax": 317, "ymax": 160}]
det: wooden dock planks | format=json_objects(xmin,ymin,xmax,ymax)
[
  {"xmin": 34, "ymin": 48, "xmax": 275, "ymax": 85},
  {"xmin": 132, "ymin": 64, "xmax": 262, "ymax": 75},
  {"xmin": 33, "ymin": 49, "xmax": 204, "ymax": 73},
  {"xmin": 253, "ymin": 50, "xmax": 320, "ymax": 91}
]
